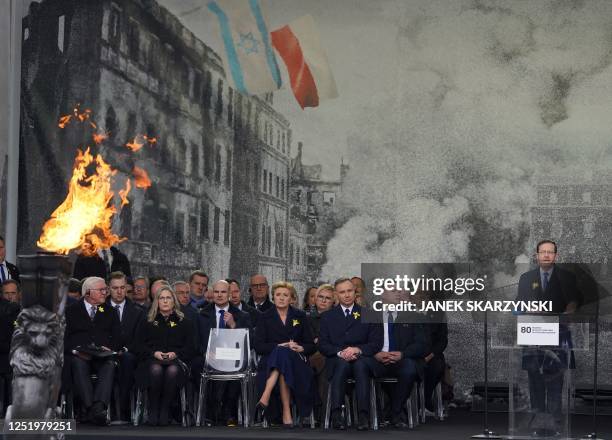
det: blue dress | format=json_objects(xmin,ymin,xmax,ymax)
[{"xmin": 254, "ymin": 306, "xmax": 315, "ymax": 417}]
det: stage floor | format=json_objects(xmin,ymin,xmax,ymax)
[{"xmin": 68, "ymin": 409, "xmax": 611, "ymax": 439}]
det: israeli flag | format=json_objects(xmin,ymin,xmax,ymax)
[{"xmin": 208, "ymin": 0, "xmax": 282, "ymax": 95}]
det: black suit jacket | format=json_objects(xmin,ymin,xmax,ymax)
[
  {"xmin": 72, "ymin": 246, "xmax": 132, "ymax": 281},
  {"xmin": 107, "ymin": 298, "xmax": 144, "ymax": 352},
  {"xmin": 4, "ymin": 262, "xmax": 19, "ymax": 283},
  {"xmin": 0, "ymin": 298, "xmax": 19, "ymax": 374},
  {"xmin": 253, "ymin": 306, "xmax": 315, "ymax": 356},
  {"xmin": 517, "ymin": 265, "xmax": 580, "ymax": 313},
  {"xmin": 319, "ymin": 305, "xmax": 383, "ymax": 378},
  {"xmin": 64, "ymin": 298, "xmax": 122, "ymax": 354},
  {"xmin": 135, "ymin": 312, "xmax": 196, "ymax": 363},
  {"xmin": 247, "ymin": 296, "xmax": 273, "ymax": 313},
  {"xmin": 238, "ymin": 300, "xmax": 260, "ymax": 328},
  {"xmin": 197, "ymin": 303, "xmax": 251, "ymax": 354}
]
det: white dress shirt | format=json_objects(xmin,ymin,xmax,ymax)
[
  {"xmin": 382, "ymin": 311, "xmax": 398, "ymax": 352},
  {"xmin": 111, "ymin": 300, "xmax": 126, "ymax": 321},
  {"xmin": 215, "ymin": 305, "xmax": 230, "ymax": 328}
]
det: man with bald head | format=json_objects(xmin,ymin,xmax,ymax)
[
  {"xmin": 247, "ymin": 274, "xmax": 272, "ymax": 312},
  {"xmin": 193, "ymin": 280, "xmax": 251, "ymax": 426}
]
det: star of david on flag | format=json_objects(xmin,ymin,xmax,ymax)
[{"xmin": 208, "ymin": 0, "xmax": 282, "ymax": 95}]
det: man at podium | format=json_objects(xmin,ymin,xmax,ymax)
[{"xmin": 516, "ymin": 239, "xmax": 580, "ymax": 436}]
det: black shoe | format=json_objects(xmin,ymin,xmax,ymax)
[
  {"xmin": 89, "ymin": 401, "xmax": 108, "ymax": 426},
  {"xmin": 357, "ymin": 413, "xmax": 369, "ymax": 431},
  {"xmin": 254, "ymin": 401, "xmax": 267, "ymax": 424},
  {"xmin": 331, "ymin": 411, "xmax": 345, "ymax": 430},
  {"xmin": 158, "ymin": 406, "xmax": 169, "ymax": 426},
  {"xmin": 282, "ymin": 422, "xmax": 294, "ymax": 429}
]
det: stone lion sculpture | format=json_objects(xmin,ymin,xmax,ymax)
[{"xmin": 5, "ymin": 305, "xmax": 64, "ymax": 422}]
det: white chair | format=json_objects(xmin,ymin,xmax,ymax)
[{"xmin": 195, "ymin": 328, "xmax": 252, "ymax": 427}]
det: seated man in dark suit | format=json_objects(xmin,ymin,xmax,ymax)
[
  {"xmin": 65, "ymin": 276, "xmax": 121, "ymax": 425},
  {"xmin": 0, "ymin": 236, "xmax": 19, "ymax": 283},
  {"xmin": 373, "ymin": 289, "xmax": 428, "ymax": 428},
  {"xmin": 247, "ymin": 274, "xmax": 273, "ymax": 312},
  {"xmin": 0, "ymin": 295, "xmax": 19, "ymax": 414},
  {"xmin": 195, "ymin": 280, "xmax": 251, "ymax": 426},
  {"xmin": 73, "ymin": 241, "xmax": 132, "ymax": 281},
  {"xmin": 319, "ymin": 278, "xmax": 383, "ymax": 430},
  {"xmin": 106, "ymin": 271, "xmax": 144, "ymax": 422},
  {"xmin": 227, "ymin": 279, "xmax": 259, "ymax": 328}
]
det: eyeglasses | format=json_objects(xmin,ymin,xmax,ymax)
[
  {"xmin": 89, "ymin": 288, "xmax": 108, "ymax": 294},
  {"xmin": 134, "ymin": 286, "xmax": 147, "ymax": 291},
  {"xmin": 250, "ymin": 283, "xmax": 268, "ymax": 289},
  {"xmin": 537, "ymin": 250, "xmax": 556, "ymax": 255}
]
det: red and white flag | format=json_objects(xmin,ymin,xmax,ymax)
[{"xmin": 271, "ymin": 15, "xmax": 338, "ymax": 109}]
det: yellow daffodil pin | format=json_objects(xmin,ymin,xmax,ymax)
[
  {"xmin": 98, "ymin": 306, "xmax": 105, "ymax": 313},
  {"xmin": 292, "ymin": 319, "xmax": 300, "ymax": 327},
  {"xmin": 353, "ymin": 311, "xmax": 360, "ymax": 319},
  {"xmin": 532, "ymin": 282, "xmax": 539, "ymax": 290},
  {"xmin": 169, "ymin": 321, "xmax": 177, "ymax": 328},
  {"xmin": 153, "ymin": 321, "xmax": 159, "ymax": 326}
]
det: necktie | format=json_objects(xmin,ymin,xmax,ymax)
[
  {"xmin": 115, "ymin": 304, "xmax": 122, "ymax": 322},
  {"xmin": 543, "ymin": 272, "xmax": 549, "ymax": 292},
  {"xmin": 90, "ymin": 306, "xmax": 96, "ymax": 321},
  {"xmin": 219, "ymin": 310, "xmax": 225, "ymax": 329},
  {"xmin": 345, "ymin": 308, "xmax": 351, "ymax": 319},
  {"xmin": 388, "ymin": 312, "xmax": 396, "ymax": 351},
  {"xmin": 102, "ymin": 249, "xmax": 111, "ymax": 277},
  {"xmin": 255, "ymin": 304, "xmax": 261, "ymax": 311},
  {"xmin": 0, "ymin": 264, "xmax": 5, "ymax": 282}
]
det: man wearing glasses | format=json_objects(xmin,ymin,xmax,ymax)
[
  {"xmin": 516, "ymin": 240, "xmax": 580, "ymax": 436},
  {"xmin": 65, "ymin": 276, "xmax": 121, "ymax": 425},
  {"xmin": 247, "ymin": 274, "xmax": 273, "ymax": 312}
]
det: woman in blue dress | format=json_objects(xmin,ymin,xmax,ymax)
[{"xmin": 254, "ymin": 281, "xmax": 315, "ymax": 427}]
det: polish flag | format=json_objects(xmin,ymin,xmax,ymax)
[{"xmin": 271, "ymin": 15, "xmax": 338, "ymax": 109}]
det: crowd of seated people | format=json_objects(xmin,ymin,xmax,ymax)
[{"xmin": 0, "ymin": 268, "xmax": 449, "ymax": 430}]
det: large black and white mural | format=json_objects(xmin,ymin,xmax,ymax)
[{"xmin": 9, "ymin": 0, "xmax": 612, "ymax": 401}]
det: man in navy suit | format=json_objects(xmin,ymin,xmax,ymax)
[
  {"xmin": 65, "ymin": 276, "xmax": 121, "ymax": 425},
  {"xmin": 319, "ymin": 278, "xmax": 383, "ymax": 430},
  {"xmin": 0, "ymin": 236, "xmax": 19, "ymax": 283},
  {"xmin": 516, "ymin": 240, "xmax": 580, "ymax": 434},
  {"xmin": 106, "ymin": 271, "xmax": 144, "ymax": 422},
  {"xmin": 373, "ymin": 289, "xmax": 428, "ymax": 428},
  {"xmin": 247, "ymin": 274, "xmax": 273, "ymax": 312},
  {"xmin": 196, "ymin": 280, "xmax": 251, "ymax": 426}
]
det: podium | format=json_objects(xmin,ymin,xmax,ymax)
[{"xmin": 491, "ymin": 314, "xmax": 589, "ymax": 439}]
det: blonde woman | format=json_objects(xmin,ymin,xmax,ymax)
[
  {"xmin": 254, "ymin": 282, "xmax": 315, "ymax": 427},
  {"xmin": 136, "ymin": 286, "xmax": 195, "ymax": 426}
]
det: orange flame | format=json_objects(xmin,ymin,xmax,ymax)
[
  {"xmin": 133, "ymin": 166, "xmax": 152, "ymax": 189},
  {"xmin": 125, "ymin": 136, "xmax": 145, "ymax": 152},
  {"xmin": 37, "ymin": 148, "xmax": 124, "ymax": 255},
  {"xmin": 118, "ymin": 178, "xmax": 132, "ymax": 207},
  {"xmin": 58, "ymin": 104, "xmax": 94, "ymax": 129},
  {"xmin": 93, "ymin": 132, "xmax": 108, "ymax": 144}
]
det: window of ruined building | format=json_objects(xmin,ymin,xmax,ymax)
[
  {"xmin": 289, "ymin": 243, "xmax": 293, "ymax": 266},
  {"xmin": 148, "ymin": 35, "xmax": 160, "ymax": 76},
  {"xmin": 182, "ymin": 63, "xmax": 192, "ymax": 97},
  {"xmin": 251, "ymin": 218, "xmax": 257, "ymax": 248},
  {"xmin": 200, "ymin": 202, "xmax": 209, "ymax": 239},
  {"xmin": 105, "ymin": 106, "xmax": 118, "ymax": 144},
  {"xmin": 324, "ymin": 191, "xmax": 335, "ymax": 205},
  {"xmin": 175, "ymin": 212, "xmax": 185, "ymax": 247},
  {"xmin": 275, "ymin": 176, "xmax": 279, "ymax": 198},
  {"xmin": 246, "ymin": 101, "xmax": 252, "ymax": 131},
  {"xmin": 261, "ymin": 225, "xmax": 266, "ymax": 254},
  {"xmin": 189, "ymin": 215, "xmax": 198, "ymax": 245},
  {"xmin": 216, "ymin": 79, "xmax": 224, "ymax": 116},
  {"xmin": 225, "ymin": 147, "xmax": 232, "ymax": 189},
  {"xmin": 282, "ymin": 132, "xmax": 286, "ymax": 153},
  {"xmin": 214, "ymin": 207, "xmax": 220, "ymax": 243},
  {"xmin": 281, "ymin": 179, "xmax": 285, "ymax": 201},
  {"xmin": 178, "ymin": 139, "xmax": 187, "ymax": 172},
  {"xmin": 120, "ymin": 200, "xmax": 132, "ymax": 237},
  {"xmin": 127, "ymin": 112, "xmax": 137, "ymax": 138},
  {"xmin": 277, "ymin": 229, "xmax": 283, "ymax": 258},
  {"xmin": 303, "ymin": 249, "xmax": 307, "ymax": 267},
  {"xmin": 263, "ymin": 169, "xmax": 267, "ymax": 193},
  {"xmin": 584, "ymin": 216, "xmax": 595, "ymax": 239},
  {"xmin": 204, "ymin": 138, "xmax": 212, "ymax": 178},
  {"xmin": 109, "ymin": 4, "xmax": 121, "ymax": 49},
  {"xmin": 228, "ymin": 87, "xmax": 233, "ymax": 125},
  {"xmin": 582, "ymin": 192, "xmax": 591, "ymax": 204},
  {"xmin": 267, "ymin": 226, "xmax": 272, "ymax": 256},
  {"xmin": 236, "ymin": 94, "xmax": 243, "ymax": 128},
  {"xmin": 194, "ymin": 70, "xmax": 202, "ymax": 101},
  {"xmin": 296, "ymin": 246, "xmax": 300, "ymax": 266},
  {"xmin": 191, "ymin": 143, "xmax": 199, "ymax": 177},
  {"xmin": 268, "ymin": 172, "xmax": 272, "ymax": 193},
  {"xmin": 254, "ymin": 163, "xmax": 259, "ymax": 191},
  {"xmin": 264, "ymin": 122, "xmax": 268, "ymax": 143},
  {"xmin": 224, "ymin": 209, "xmax": 231, "ymax": 246},
  {"xmin": 215, "ymin": 145, "xmax": 222, "ymax": 184},
  {"xmin": 127, "ymin": 18, "xmax": 140, "ymax": 62},
  {"xmin": 203, "ymin": 71, "xmax": 212, "ymax": 109}
]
